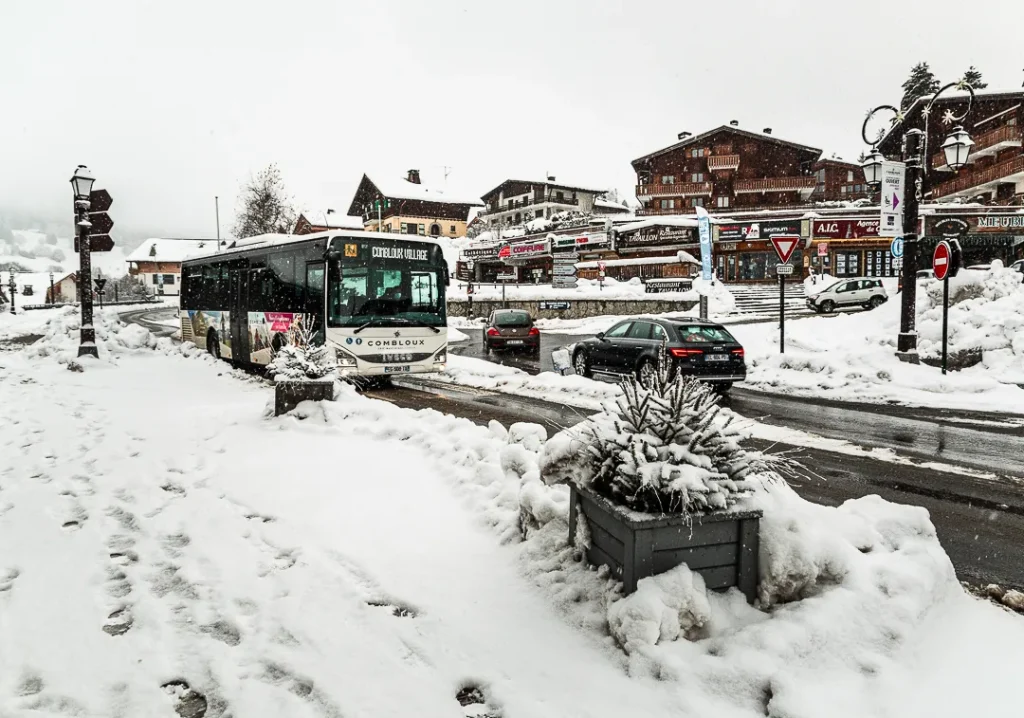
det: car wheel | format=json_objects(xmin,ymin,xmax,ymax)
[
  {"xmin": 637, "ymin": 359, "xmax": 657, "ymax": 388},
  {"xmin": 206, "ymin": 331, "xmax": 221, "ymax": 359},
  {"xmin": 573, "ymin": 349, "xmax": 591, "ymax": 378},
  {"xmin": 821, "ymin": 300, "xmax": 835, "ymax": 314},
  {"xmin": 869, "ymin": 296, "xmax": 884, "ymax": 309}
]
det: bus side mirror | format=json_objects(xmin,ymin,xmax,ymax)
[{"xmin": 444, "ymin": 260, "xmax": 451, "ymax": 286}]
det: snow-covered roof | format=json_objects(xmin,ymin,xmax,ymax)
[
  {"xmin": 594, "ymin": 198, "xmax": 632, "ymax": 213},
  {"xmin": 480, "ymin": 178, "xmax": 607, "ymax": 202},
  {"xmin": 632, "ymin": 124, "xmax": 822, "ymax": 166},
  {"xmin": 11, "ymin": 271, "xmax": 75, "ymax": 293},
  {"xmin": 364, "ymin": 173, "xmax": 483, "ymax": 206},
  {"xmin": 576, "ymin": 252, "xmax": 698, "ymax": 269},
  {"xmin": 126, "ymin": 238, "xmax": 216, "ymax": 264},
  {"xmin": 615, "ymin": 216, "xmax": 700, "ymax": 234},
  {"xmin": 297, "ymin": 211, "xmax": 364, "ymax": 230}
]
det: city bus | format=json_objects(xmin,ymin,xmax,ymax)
[{"xmin": 179, "ymin": 231, "xmax": 449, "ymax": 378}]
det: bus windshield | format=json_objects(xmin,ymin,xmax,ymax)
[{"xmin": 327, "ymin": 258, "xmax": 446, "ymax": 328}]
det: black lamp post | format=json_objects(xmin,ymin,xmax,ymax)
[
  {"xmin": 860, "ymin": 81, "xmax": 975, "ymax": 361},
  {"xmin": 6, "ymin": 272, "xmax": 16, "ymax": 315},
  {"xmin": 71, "ymin": 165, "xmax": 98, "ymax": 358}
]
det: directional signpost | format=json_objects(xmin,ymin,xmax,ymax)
[
  {"xmin": 771, "ymin": 235, "xmax": 800, "ymax": 354},
  {"xmin": 933, "ymin": 239, "xmax": 962, "ymax": 375},
  {"xmin": 75, "ymin": 189, "xmax": 116, "ymax": 253}
]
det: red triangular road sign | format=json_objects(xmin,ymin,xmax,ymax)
[{"xmin": 770, "ymin": 234, "xmax": 800, "ymax": 264}]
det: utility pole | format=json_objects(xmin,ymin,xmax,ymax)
[{"xmin": 215, "ymin": 196, "xmax": 221, "ymax": 251}]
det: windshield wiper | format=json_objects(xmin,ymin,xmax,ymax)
[{"xmin": 352, "ymin": 317, "xmax": 442, "ymax": 334}]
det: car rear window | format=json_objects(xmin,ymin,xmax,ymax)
[
  {"xmin": 676, "ymin": 325, "xmax": 736, "ymax": 343},
  {"xmin": 494, "ymin": 311, "xmax": 531, "ymax": 327}
]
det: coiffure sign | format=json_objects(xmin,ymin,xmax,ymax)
[
  {"xmin": 812, "ymin": 218, "xmax": 880, "ymax": 239},
  {"xmin": 498, "ymin": 240, "xmax": 550, "ymax": 260}
]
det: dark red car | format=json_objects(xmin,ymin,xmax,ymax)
[{"xmin": 484, "ymin": 309, "xmax": 540, "ymax": 355}]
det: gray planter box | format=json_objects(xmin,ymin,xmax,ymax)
[
  {"xmin": 274, "ymin": 378, "xmax": 335, "ymax": 416},
  {"xmin": 568, "ymin": 483, "xmax": 761, "ymax": 602}
]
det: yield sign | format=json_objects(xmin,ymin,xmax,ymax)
[{"xmin": 770, "ymin": 234, "xmax": 800, "ymax": 264}]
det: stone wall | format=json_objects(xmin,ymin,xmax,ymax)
[{"xmin": 447, "ymin": 297, "xmax": 697, "ymax": 320}]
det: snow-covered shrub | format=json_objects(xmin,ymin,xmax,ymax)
[
  {"xmin": 266, "ymin": 326, "xmax": 336, "ymax": 382},
  {"xmin": 544, "ymin": 362, "xmax": 768, "ymax": 515},
  {"xmin": 607, "ymin": 564, "xmax": 712, "ymax": 651}
]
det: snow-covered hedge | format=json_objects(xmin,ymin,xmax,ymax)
[{"xmin": 542, "ymin": 368, "xmax": 769, "ymax": 515}]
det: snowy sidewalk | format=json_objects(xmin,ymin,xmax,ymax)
[{"xmin": 0, "ymin": 348, "xmax": 682, "ymax": 717}]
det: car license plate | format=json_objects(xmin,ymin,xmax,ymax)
[
  {"xmin": 384, "ymin": 365, "xmax": 411, "ymax": 374},
  {"xmin": 705, "ymin": 354, "xmax": 727, "ymax": 362},
  {"xmin": 506, "ymin": 339, "xmax": 524, "ymax": 345}
]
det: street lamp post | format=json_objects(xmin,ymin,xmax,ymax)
[
  {"xmin": 7, "ymin": 272, "xmax": 16, "ymax": 315},
  {"xmin": 71, "ymin": 165, "xmax": 98, "ymax": 358},
  {"xmin": 49, "ymin": 271, "xmax": 55, "ymax": 305},
  {"xmin": 860, "ymin": 81, "xmax": 975, "ymax": 361}
]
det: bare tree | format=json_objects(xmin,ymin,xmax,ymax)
[{"xmin": 233, "ymin": 164, "xmax": 297, "ymax": 238}]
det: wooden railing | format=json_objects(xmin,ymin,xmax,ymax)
[
  {"xmin": 932, "ymin": 155, "xmax": 1024, "ymax": 198},
  {"xmin": 635, "ymin": 181, "xmax": 714, "ymax": 198},
  {"xmin": 485, "ymin": 196, "xmax": 579, "ymax": 214},
  {"xmin": 931, "ymin": 124, "xmax": 1022, "ymax": 170},
  {"xmin": 708, "ymin": 154, "xmax": 741, "ymax": 171},
  {"xmin": 733, "ymin": 177, "xmax": 816, "ymax": 194}
]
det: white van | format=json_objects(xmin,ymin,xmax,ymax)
[{"xmin": 806, "ymin": 277, "xmax": 888, "ymax": 313}]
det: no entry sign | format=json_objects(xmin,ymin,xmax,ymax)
[{"xmin": 933, "ymin": 241, "xmax": 951, "ymax": 281}]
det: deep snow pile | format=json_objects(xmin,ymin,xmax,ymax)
[
  {"xmin": 24, "ymin": 305, "xmax": 158, "ymax": 365},
  {"xmin": 733, "ymin": 264, "xmax": 1024, "ymax": 413},
  {"xmin": 2, "ymin": 330, "xmax": 1024, "ymax": 715}
]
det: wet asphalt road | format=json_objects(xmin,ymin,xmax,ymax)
[{"xmin": 450, "ymin": 328, "xmax": 1024, "ymax": 478}]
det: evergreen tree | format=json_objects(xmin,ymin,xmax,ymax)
[
  {"xmin": 233, "ymin": 164, "xmax": 296, "ymax": 239},
  {"xmin": 962, "ymin": 66, "xmax": 987, "ymax": 89},
  {"xmin": 901, "ymin": 62, "xmax": 941, "ymax": 111}
]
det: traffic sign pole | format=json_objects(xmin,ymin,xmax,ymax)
[
  {"xmin": 779, "ymin": 270, "xmax": 786, "ymax": 354},
  {"xmin": 770, "ymin": 236, "xmax": 800, "ymax": 354},
  {"xmin": 942, "ymin": 273, "xmax": 949, "ymax": 375}
]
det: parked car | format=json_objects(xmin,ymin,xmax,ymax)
[
  {"xmin": 1012, "ymin": 260, "xmax": 1024, "ymax": 283},
  {"xmin": 483, "ymin": 309, "xmax": 540, "ymax": 354},
  {"xmin": 571, "ymin": 318, "xmax": 745, "ymax": 391},
  {"xmin": 806, "ymin": 277, "xmax": 888, "ymax": 313},
  {"xmin": 917, "ymin": 269, "xmax": 935, "ymax": 280}
]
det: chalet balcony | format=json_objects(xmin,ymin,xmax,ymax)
[
  {"xmin": 635, "ymin": 181, "xmax": 713, "ymax": 198},
  {"xmin": 484, "ymin": 196, "xmax": 579, "ymax": 214},
  {"xmin": 733, "ymin": 177, "xmax": 816, "ymax": 197},
  {"xmin": 636, "ymin": 207, "xmax": 694, "ymax": 217},
  {"xmin": 932, "ymin": 155, "xmax": 1024, "ymax": 199},
  {"xmin": 931, "ymin": 124, "xmax": 1022, "ymax": 171},
  {"xmin": 707, "ymin": 154, "xmax": 741, "ymax": 171}
]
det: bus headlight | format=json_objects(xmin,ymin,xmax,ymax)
[
  {"xmin": 334, "ymin": 348, "xmax": 358, "ymax": 367},
  {"xmin": 433, "ymin": 348, "xmax": 446, "ymax": 364}
]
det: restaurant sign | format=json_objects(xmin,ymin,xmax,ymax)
[
  {"xmin": 927, "ymin": 215, "xmax": 1024, "ymax": 235},
  {"xmin": 812, "ymin": 218, "xmax": 880, "ymax": 239},
  {"xmin": 617, "ymin": 226, "xmax": 694, "ymax": 249}
]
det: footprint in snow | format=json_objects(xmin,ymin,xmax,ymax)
[
  {"xmin": 161, "ymin": 680, "xmax": 208, "ymax": 718},
  {"xmin": 258, "ymin": 662, "xmax": 343, "ymax": 718},
  {"xmin": 456, "ymin": 685, "xmax": 502, "ymax": 718}
]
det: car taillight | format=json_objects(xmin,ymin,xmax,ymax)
[
  {"xmin": 486, "ymin": 328, "xmax": 500, "ymax": 336},
  {"xmin": 528, "ymin": 327, "xmax": 540, "ymax": 336},
  {"xmin": 669, "ymin": 348, "xmax": 703, "ymax": 358},
  {"xmin": 731, "ymin": 348, "xmax": 745, "ymax": 357}
]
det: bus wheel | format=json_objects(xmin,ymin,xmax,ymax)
[{"xmin": 206, "ymin": 331, "xmax": 221, "ymax": 359}]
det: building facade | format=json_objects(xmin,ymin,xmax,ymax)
[
  {"xmin": 126, "ymin": 238, "xmax": 214, "ymax": 296},
  {"xmin": 477, "ymin": 178, "xmax": 625, "ymax": 228},
  {"xmin": 293, "ymin": 212, "xmax": 364, "ymax": 235},
  {"xmin": 347, "ymin": 170, "xmax": 482, "ymax": 238},
  {"xmin": 877, "ymin": 90, "xmax": 1024, "ymax": 206}
]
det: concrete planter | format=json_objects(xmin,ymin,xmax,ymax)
[
  {"xmin": 568, "ymin": 483, "xmax": 761, "ymax": 602},
  {"xmin": 274, "ymin": 378, "xmax": 335, "ymax": 416}
]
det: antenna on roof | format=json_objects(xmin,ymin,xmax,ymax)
[{"xmin": 443, "ymin": 166, "xmax": 451, "ymax": 185}]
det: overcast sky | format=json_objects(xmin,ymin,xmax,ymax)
[{"xmin": 2, "ymin": 0, "xmax": 1021, "ymax": 237}]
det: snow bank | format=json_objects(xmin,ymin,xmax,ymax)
[
  {"xmin": 733, "ymin": 264, "xmax": 1024, "ymax": 413},
  {"xmin": 24, "ymin": 306, "xmax": 159, "ymax": 366}
]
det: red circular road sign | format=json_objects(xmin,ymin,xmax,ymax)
[{"xmin": 933, "ymin": 240, "xmax": 952, "ymax": 281}]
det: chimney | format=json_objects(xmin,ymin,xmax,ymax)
[
  {"xmin": 730, "ymin": 120, "xmax": 739, "ymax": 127},
  {"xmin": 547, "ymin": 175, "xmax": 556, "ymax": 182},
  {"xmin": 677, "ymin": 131, "xmax": 692, "ymax": 140},
  {"xmin": 407, "ymin": 169, "xmax": 421, "ymax": 184},
  {"xmin": 763, "ymin": 127, "xmax": 772, "ymax": 135}
]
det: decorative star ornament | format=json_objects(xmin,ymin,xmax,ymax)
[
  {"xmin": 921, "ymin": 105, "xmax": 932, "ymax": 119},
  {"xmin": 956, "ymin": 79, "xmax": 970, "ymax": 91},
  {"xmin": 941, "ymin": 109, "xmax": 957, "ymax": 126},
  {"xmin": 895, "ymin": 110, "xmax": 906, "ymax": 124}
]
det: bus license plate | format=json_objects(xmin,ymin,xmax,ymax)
[
  {"xmin": 705, "ymin": 354, "xmax": 727, "ymax": 362},
  {"xmin": 384, "ymin": 365, "xmax": 411, "ymax": 374}
]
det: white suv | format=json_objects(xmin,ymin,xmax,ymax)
[{"xmin": 806, "ymin": 277, "xmax": 888, "ymax": 314}]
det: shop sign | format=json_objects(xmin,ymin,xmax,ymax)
[
  {"xmin": 455, "ymin": 262, "xmax": 472, "ymax": 282},
  {"xmin": 644, "ymin": 279, "xmax": 693, "ymax": 293},
  {"xmin": 552, "ymin": 232, "xmax": 609, "ymax": 250},
  {"xmin": 617, "ymin": 226, "xmax": 694, "ymax": 248},
  {"xmin": 812, "ymin": 218, "xmax": 880, "ymax": 239},
  {"xmin": 462, "ymin": 244, "xmax": 502, "ymax": 260},
  {"xmin": 539, "ymin": 301, "xmax": 571, "ymax": 310},
  {"xmin": 975, "ymin": 215, "xmax": 1024, "ymax": 232},
  {"xmin": 928, "ymin": 217, "xmax": 970, "ymax": 238},
  {"xmin": 716, "ymin": 219, "xmax": 802, "ymax": 242},
  {"xmin": 501, "ymin": 240, "xmax": 550, "ymax": 259}
]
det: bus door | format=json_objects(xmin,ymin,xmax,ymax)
[
  {"xmin": 305, "ymin": 260, "xmax": 325, "ymax": 337},
  {"xmin": 228, "ymin": 267, "xmax": 250, "ymax": 362}
]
